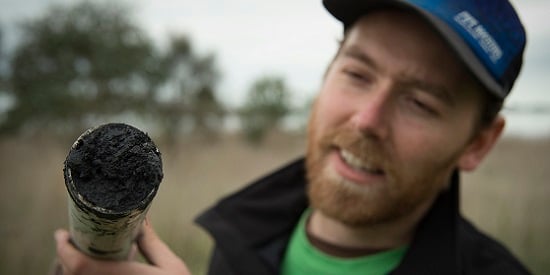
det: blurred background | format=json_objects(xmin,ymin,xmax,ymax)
[{"xmin": 0, "ymin": 0, "xmax": 548, "ymax": 274}]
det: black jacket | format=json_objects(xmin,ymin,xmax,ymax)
[{"xmin": 196, "ymin": 158, "xmax": 531, "ymax": 275}]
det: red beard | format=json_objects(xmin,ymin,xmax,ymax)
[{"xmin": 305, "ymin": 102, "xmax": 450, "ymax": 227}]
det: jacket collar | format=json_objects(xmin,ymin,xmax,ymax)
[
  {"xmin": 196, "ymin": 158, "xmax": 461, "ymax": 274},
  {"xmin": 195, "ymin": 158, "xmax": 308, "ymax": 274},
  {"xmin": 390, "ymin": 171, "xmax": 460, "ymax": 274}
]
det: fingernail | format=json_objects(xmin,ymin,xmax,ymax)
[{"xmin": 54, "ymin": 229, "xmax": 65, "ymax": 241}]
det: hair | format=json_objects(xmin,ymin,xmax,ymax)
[{"xmin": 475, "ymin": 85, "xmax": 504, "ymax": 131}]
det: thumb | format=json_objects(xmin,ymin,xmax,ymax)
[{"xmin": 137, "ymin": 218, "xmax": 190, "ymax": 274}]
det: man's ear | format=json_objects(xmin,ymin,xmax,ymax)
[{"xmin": 458, "ymin": 116, "xmax": 505, "ymax": 172}]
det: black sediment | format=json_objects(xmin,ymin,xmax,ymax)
[{"xmin": 64, "ymin": 123, "xmax": 163, "ymax": 212}]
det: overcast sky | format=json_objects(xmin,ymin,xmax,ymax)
[{"xmin": 1, "ymin": 0, "xmax": 549, "ymax": 136}]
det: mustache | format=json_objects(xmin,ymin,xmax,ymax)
[{"xmin": 319, "ymin": 127, "xmax": 391, "ymax": 168}]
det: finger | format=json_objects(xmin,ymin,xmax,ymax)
[
  {"xmin": 55, "ymin": 229, "xmax": 99, "ymax": 274},
  {"xmin": 55, "ymin": 229, "xmax": 82, "ymax": 274},
  {"xmin": 55, "ymin": 229, "xmax": 160, "ymax": 275},
  {"xmin": 127, "ymin": 243, "xmax": 138, "ymax": 261},
  {"xmin": 137, "ymin": 219, "xmax": 189, "ymax": 273},
  {"xmin": 55, "ymin": 229, "xmax": 80, "ymax": 268},
  {"xmin": 48, "ymin": 257, "xmax": 64, "ymax": 275}
]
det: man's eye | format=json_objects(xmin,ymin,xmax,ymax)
[
  {"xmin": 343, "ymin": 69, "xmax": 369, "ymax": 82},
  {"xmin": 409, "ymin": 97, "xmax": 438, "ymax": 116}
]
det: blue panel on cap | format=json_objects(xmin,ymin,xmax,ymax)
[{"xmin": 405, "ymin": 0, "xmax": 526, "ymax": 81}]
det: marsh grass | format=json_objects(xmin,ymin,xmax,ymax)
[{"xmin": 0, "ymin": 133, "xmax": 547, "ymax": 274}]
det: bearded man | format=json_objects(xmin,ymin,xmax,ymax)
[{"xmin": 55, "ymin": 0, "xmax": 531, "ymax": 274}]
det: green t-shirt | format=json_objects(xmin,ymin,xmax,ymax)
[{"xmin": 281, "ymin": 210, "xmax": 407, "ymax": 275}]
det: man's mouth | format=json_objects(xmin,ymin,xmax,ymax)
[{"xmin": 340, "ymin": 149, "xmax": 385, "ymax": 175}]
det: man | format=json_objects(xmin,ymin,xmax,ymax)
[{"xmin": 55, "ymin": 0, "xmax": 530, "ymax": 274}]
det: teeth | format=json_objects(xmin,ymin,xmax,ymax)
[{"xmin": 340, "ymin": 150, "xmax": 381, "ymax": 173}]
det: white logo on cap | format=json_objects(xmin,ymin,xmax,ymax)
[{"xmin": 454, "ymin": 11, "xmax": 503, "ymax": 63}]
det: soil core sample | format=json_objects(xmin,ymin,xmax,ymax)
[
  {"xmin": 63, "ymin": 123, "xmax": 163, "ymax": 260},
  {"xmin": 64, "ymin": 123, "xmax": 163, "ymax": 212}
]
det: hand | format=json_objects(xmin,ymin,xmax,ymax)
[{"xmin": 54, "ymin": 219, "xmax": 191, "ymax": 275}]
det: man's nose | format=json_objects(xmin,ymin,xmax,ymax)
[{"xmin": 350, "ymin": 89, "xmax": 392, "ymax": 140}]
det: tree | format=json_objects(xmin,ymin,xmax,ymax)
[
  {"xmin": 152, "ymin": 36, "xmax": 224, "ymax": 142},
  {"xmin": 0, "ymin": 1, "xmax": 224, "ymax": 140},
  {"xmin": 2, "ymin": 1, "xmax": 155, "ymax": 135},
  {"xmin": 0, "ymin": 27, "xmax": 7, "ymax": 93},
  {"xmin": 239, "ymin": 76, "xmax": 291, "ymax": 144}
]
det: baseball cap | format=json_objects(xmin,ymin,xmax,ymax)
[{"xmin": 323, "ymin": 0, "xmax": 527, "ymax": 99}]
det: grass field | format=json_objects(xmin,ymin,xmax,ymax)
[{"xmin": 0, "ymin": 132, "xmax": 548, "ymax": 274}]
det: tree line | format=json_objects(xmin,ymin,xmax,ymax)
[{"xmin": 0, "ymin": 1, "xmax": 310, "ymax": 144}]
